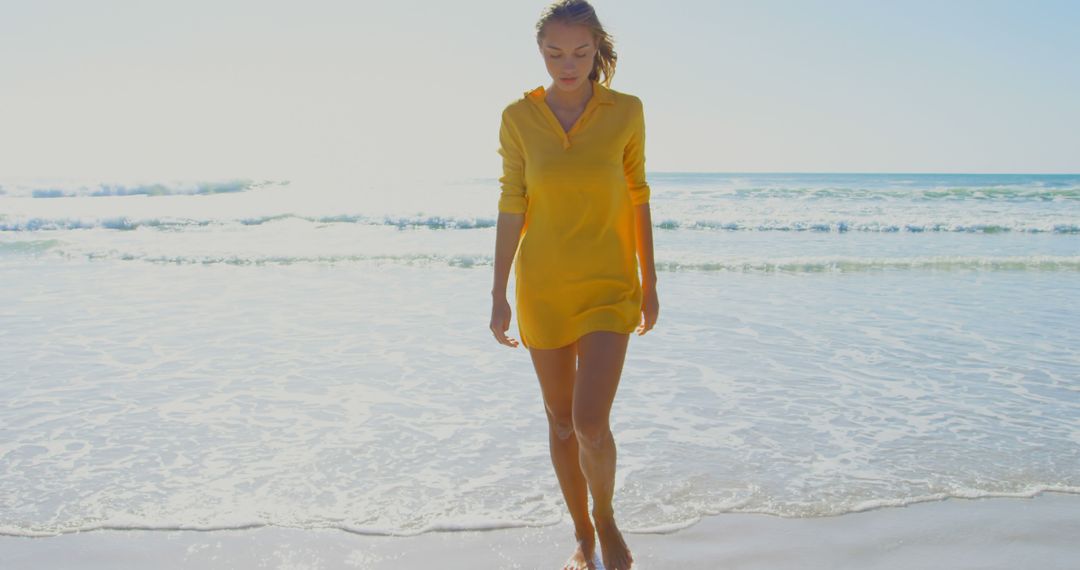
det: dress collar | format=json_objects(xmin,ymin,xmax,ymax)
[{"xmin": 525, "ymin": 79, "xmax": 616, "ymax": 107}]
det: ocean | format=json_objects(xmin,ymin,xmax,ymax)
[{"xmin": 1, "ymin": 172, "xmax": 1078, "ymax": 538}]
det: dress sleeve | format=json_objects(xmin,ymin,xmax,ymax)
[
  {"xmin": 497, "ymin": 109, "xmax": 528, "ymax": 214},
  {"xmin": 622, "ymin": 98, "xmax": 651, "ymax": 206}
]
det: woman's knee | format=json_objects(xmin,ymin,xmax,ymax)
[
  {"xmin": 572, "ymin": 414, "xmax": 611, "ymax": 449},
  {"xmin": 546, "ymin": 411, "xmax": 575, "ymax": 441}
]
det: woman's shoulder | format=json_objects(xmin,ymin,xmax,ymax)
[
  {"xmin": 599, "ymin": 82, "xmax": 644, "ymax": 115},
  {"xmin": 501, "ymin": 86, "xmax": 543, "ymax": 117}
]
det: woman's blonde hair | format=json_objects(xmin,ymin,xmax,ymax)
[{"xmin": 535, "ymin": 0, "xmax": 617, "ymax": 87}]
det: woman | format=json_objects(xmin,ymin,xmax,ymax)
[{"xmin": 488, "ymin": 2, "xmax": 658, "ymax": 569}]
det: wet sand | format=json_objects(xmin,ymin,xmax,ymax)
[{"xmin": 2, "ymin": 492, "xmax": 1077, "ymax": 569}]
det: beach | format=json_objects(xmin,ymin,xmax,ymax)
[
  {"xmin": 5, "ymin": 0, "xmax": 1079, "ymax": 565},
  {"xmin": 2, "ymin": 173, "xmax": 1078, "ymax": 569},
  {"xmin": 2, "ymin": 492, "xmax": 1078, "ymax": 569}
]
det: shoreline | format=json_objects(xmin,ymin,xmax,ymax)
[{"xmin": 2, "ymin": 492, "xmax": 1078, "ymax": 569}]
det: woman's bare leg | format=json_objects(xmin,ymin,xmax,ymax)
[
  {"xmin": 529, "ymin": 342, "xmax": 596, "ymax": 569},
  {"xmin": 574, "ymin": 330, "xmax": 633, "ymax": 570}
]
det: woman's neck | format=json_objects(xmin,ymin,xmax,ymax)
[{"xmin": 545, "ymin": 79, "xmax": 594, "ymax": 110}]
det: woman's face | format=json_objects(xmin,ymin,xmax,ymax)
[{"xmin": 538, "ymin": 21, "xmax": 596, "ymax": 93}]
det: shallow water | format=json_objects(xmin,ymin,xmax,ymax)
[{"xmin": 2, "ymin": 172, "xmax": 1078, "ymax": 536}]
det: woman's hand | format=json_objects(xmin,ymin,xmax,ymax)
[
  {"xmin": 636, "ymin": 284, "xmax": 659, "ymax": 336},
  {"xmin": 490, "ymin": 297, "xmax": 520, "ymax": 347}
]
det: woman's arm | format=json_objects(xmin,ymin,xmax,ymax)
[
  {"xmin": 493, "ymin": 107, "xmax": 527, "ymax": 299},
  {"xmin": 624, "ymin": 98, "xmax": 657, "ymax": 291},
  {"xmin": 490, "ymin": 211, "xmax": 524, "ymax": 347},
  {"xmin": 491, "ymin": 108, "xmax": 528, "ymax": 346},
  {"xmin": 625, "ymin": 97, "xmax": 658, "ymax": 334},
  {"xmin": 633, "ymin": 203, "xmax": 656, "ymax": 290},
  {"xmin": 492, "ymin": 212, "xmax": 525, "ymax": 299}
]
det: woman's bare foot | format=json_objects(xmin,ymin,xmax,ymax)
[
  {"xmin": 563, "ymin": 525, "xmax": 597, "ymax": 570},
  {"xmin": 595, "ymin": 516, "xmax": 633, "ymax": 570}
]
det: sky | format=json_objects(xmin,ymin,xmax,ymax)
[{"xmin": 1, "ymin": 0, "xmax": 1078, "ymax": 185}]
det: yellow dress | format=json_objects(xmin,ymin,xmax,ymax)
[{"xmin": 497, "ymin": 79, "xmax": 651, "ymax": 349}]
